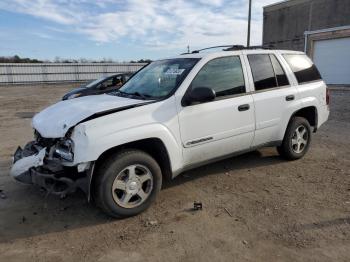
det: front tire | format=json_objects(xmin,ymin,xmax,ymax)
[
  {"xmin": 277, "ymin": 117, "xmax": 312, "ymax": 160},
  {"xmin": 94, "ymin": 149, "xmax": 162, "ymax": 218}
]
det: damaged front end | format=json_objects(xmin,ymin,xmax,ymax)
[{"xmin": 10, "ymin": 132, "xmax": 93, "ymax": 199}]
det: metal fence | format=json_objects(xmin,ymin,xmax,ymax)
[{"xmin": 0, "ymin": 63, "xmax": 147, "ymax": 84}]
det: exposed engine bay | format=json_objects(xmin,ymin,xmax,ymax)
[
  {"xmin": 9, "ymin": 94, "xmax": 148, "ymax": 200},
  {"xmin": 10, "ymin": 130, "xmax": 93, "ymax": 199}
]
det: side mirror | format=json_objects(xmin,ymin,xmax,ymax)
[{"xmin": 184, "ymin": 87, "xmax": 216, "ymax": 106}]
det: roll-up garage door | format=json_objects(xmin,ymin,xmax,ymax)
[{"xmin": 313, "ymin": 37, "xmax": 350, "ymax": 85}]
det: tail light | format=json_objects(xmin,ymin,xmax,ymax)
[{"xmin": 326, "ymin": 87, "xmax": 330, "ymax": 105}]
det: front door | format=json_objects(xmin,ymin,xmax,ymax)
[{"xmin": 177, "ymin": 56, "xmax": 255, "ymax": 166}]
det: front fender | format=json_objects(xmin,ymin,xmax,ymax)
[{"xmin": 70, "ymin": 123, "xmax": 183, "ymax": 173}]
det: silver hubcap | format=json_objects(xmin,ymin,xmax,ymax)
[
  {"xmin": 291, "ymin": 125, "xmax": 309, "ymax": 154},
  {"xmin": 112, "ymin": 164, "xmax": 153, "ymax": 209}
]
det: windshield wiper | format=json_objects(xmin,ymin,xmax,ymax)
[
  {"xmin": 112, "ymin": 90, "xmax": 154, "ymax": 100},
  {"xmin": 129, "ymin": 92, "xmax": 149, "ymax": 99},
  {"xmin": 111, "ymin": 90, "xmax": 128, "ymax": 97},
  {"xmin": 126, "ymin": 91, "xmax": 156, "ymax": 100}
]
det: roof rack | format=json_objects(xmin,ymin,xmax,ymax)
[
  {"xmin": 223, "ymin": 45, "xmax": 273, "ymax": 51},
  {"xmin": 180, "ymin": 45, "xmax": 232, "ymax": 55},
  {"xmin": 191, "ymin": 45, "xmax": 235, "ymax": 53},
  {"xmin": 180, "ymin": 44, "xmax": 273, "ymax": 55}
]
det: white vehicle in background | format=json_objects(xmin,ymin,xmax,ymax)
[{"xmin": 10, "ymin": 45, "xmax": 330, "ymax": 218}]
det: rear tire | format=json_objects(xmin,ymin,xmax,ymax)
[
  {"xmin": 94, "ymin": 149, "xmax": 162, "ymax": 218},
  {"xmin": 277, "ymin": 117, "xmax": 312, "ymax": 160}
]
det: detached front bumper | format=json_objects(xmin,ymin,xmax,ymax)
[
  {"xmin": 10, "ymin": 146, "xmax": 46, "ymax": 184},
  {"xmin": 10, "ymin": 143, "xmax": 92, "ymax": 198}
]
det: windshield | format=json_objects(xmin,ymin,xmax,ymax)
[
  {"xmin": 118, "ymin": 58, "xmax": 199, "ymax": 99},
  {"xmin": 86, "ymin": 76, "xmax": 109, "ymax": 88}
]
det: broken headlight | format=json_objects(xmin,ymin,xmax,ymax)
[{"xmin": 54, "ymin": 139, "xmax": 74, "ymax": 162}]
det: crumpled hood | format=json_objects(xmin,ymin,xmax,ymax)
[{"xmin": 32, "ymin": 94, "xmax": 145, "ymax": 138}]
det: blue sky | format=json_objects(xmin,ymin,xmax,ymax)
[{"xmin": 0, "ymin": 0, "xmax": 280, "ymax": 61}]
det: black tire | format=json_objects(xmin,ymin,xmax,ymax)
[
  {"xmin": 93, "ymin": 149, "xmax": 162, "ymax": 218},
  {"xmin": 277, "ymin": 117, "xmax": 312, "ymax": 160}
]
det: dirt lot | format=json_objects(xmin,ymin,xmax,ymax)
[{"xmin": 0, "ymin": 84, "xmax": 349, "ymax": 262}]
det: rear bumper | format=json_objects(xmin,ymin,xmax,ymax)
[
  {"xmin": 10, "ymin": 143, "xmax": 91, "ymax": 198},
  {"xmin": 318, "ymin": 104, "xmax": 330, "ymax": 129}
]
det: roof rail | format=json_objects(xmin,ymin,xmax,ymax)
[
  {"xmin": 180, "ymin": 44, "xmax": 274, "ymax": 55},
  {"xmin": 191, "ymin": 45, "xmax": 234, "ymax": 53},
  {"xmin": 224, "ymin": 45, "xmax": 273, "ymax": 51}
]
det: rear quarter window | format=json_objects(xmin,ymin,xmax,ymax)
[{"xmin": 283, "ymin": 54, "xmax": 322, "ymax": 84}]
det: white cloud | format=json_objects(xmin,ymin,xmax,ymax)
[
  {"xmin": 0, "ymin": 0, "xmax": 80, "ymax": 24},
  {"xmin": 0, "ymin": 0, "xmax": 280, "ymax": 51},
  {"xmin": 195, "ymin": 0, "xmax": 226, "ymax": 7}
]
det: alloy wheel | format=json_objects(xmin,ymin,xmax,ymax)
[
  {"xmin": 111, "ymin": 164, "xmax": 153, "ymax": 209},
  {"xmin": 291, "ymin": 125, "xmax": 309, "ymax": 154}
]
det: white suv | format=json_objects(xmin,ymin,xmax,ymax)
[{"xmin": 10, "ymin": 47, "xmax": 330, "ymax": 217}]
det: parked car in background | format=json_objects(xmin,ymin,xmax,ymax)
[
  {"xmin": 62, "ymin": 73, "xmax": 133, "ymax": 100},
  {"xmin": 11, "ymin": 46, "xmax": 329, "ymax": 218}
]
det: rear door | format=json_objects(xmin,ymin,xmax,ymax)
[
  {"xmin": 244, "ymin": 53, "xmax": 298, "ymax": 146},
  {"xmin": 178, "ymin": 55, "xmax": 255, "ymax": 166}
]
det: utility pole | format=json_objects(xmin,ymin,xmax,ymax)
[{"xmin": 247, "ymin": 0, "xmax": 252, "ymax": 47}]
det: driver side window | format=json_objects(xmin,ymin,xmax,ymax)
[
  {"xmin": 100, "ymin": 78, "xmax": 114, "ymax": 90},
  {"xmin": 191, "ymin": 56, "xmax": 246, "ymax": 98}
]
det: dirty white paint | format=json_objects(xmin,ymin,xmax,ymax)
[
  {"xmin": 10, "ymin": 148, "xmax": 46, "ymax": 179},
  {"xmin": 17, "ymin": 50, "xmax": 330, "ymax": 178},
  {"xmin": 32, "ymin": 94, "xmax": 145, "ymax": 138}
]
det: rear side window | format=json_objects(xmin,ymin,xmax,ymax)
[
  {"xmin": 191, "ymin": 56, "xmax": 246, "ymax": 98},
  {"xmin": 248, "ymin": 54, "xmax": 289, "ymax": 91},
  {"xmin": 283, "ymin": 54, "xmax": 321, "ymax": 84}
]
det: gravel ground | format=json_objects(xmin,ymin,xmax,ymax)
[{"xmin": 0, "ymin": 85, "xmax": 349, "ymax": 262}]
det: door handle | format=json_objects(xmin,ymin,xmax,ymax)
[
  {"xmin": 286, "ymin": 95, "xmax": 295, "ymax": 101},
  {"xmin": 238, "ymin": 104, "xmax": 250, "ymax": 112}
]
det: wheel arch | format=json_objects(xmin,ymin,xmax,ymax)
[
  {"xmin": 290, "ymin": 106, "xmax": 318, "ymax": 132},
  {"xmin": 94, "ymin": 137, "xmax": 173, "ymax": 182}
]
